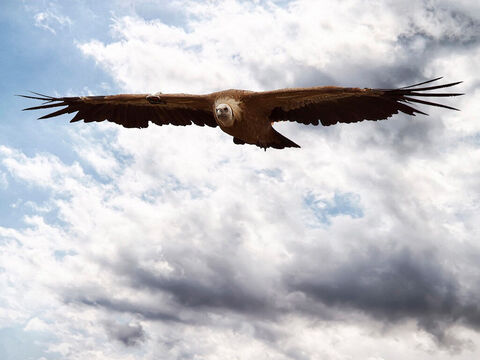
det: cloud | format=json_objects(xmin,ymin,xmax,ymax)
[
  {"xmin": 0, "ymin": 145, "xmax": 85, "ymax": 191},
  {"xmin": 33, "ymin": 9, "xmax": 72, "ymax": 35},
  {"xmin": 0, "ymin": 171, "xmax": 7, "ymax": 190},
  {"xmin": 77, "ymin": 0, "xmax": 480, "ymax": 93},
  {"xmin": 286, "ymin": 245, "xmax": 475, "ymax": 333},
  {"xmin": 4, "ymin": 0, "xmax": 480, "ymax": 359},
  {"xmin": 104, "ymin": 320, "xmax": 146, "ymax": 347}
]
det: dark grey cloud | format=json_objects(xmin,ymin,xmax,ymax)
[
  {"xmin": 289, "ymin": 247, "xmax": 455, "ymax": 316},
  {"xmin": 61, "ymin": 237, "xmax": 480, "ymax": 353},
  {"xmin": 104, "ymin": 320, "xmax": 146, "ymax": 347},
  {"xmin": 66, "ymin": 293, "xmax": 183, "ymax": 322},
  {"xmin": 285, "ymin": 242, "xmax": 480, "ymax": 350},
  {"xmin": 104, "ymin": 250, "xmax": 279, "ymax": 319},
  {"xmin": 128, "ymin": 267, "xmax": 272, "ymax": 315}
]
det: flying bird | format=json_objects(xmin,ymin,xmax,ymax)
[{"xmin": 21, "ymin": 77, "xmax": 463, "ymax": 150}]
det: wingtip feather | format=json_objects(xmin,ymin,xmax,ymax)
[
  {"xmin": 400, "ymin": 77, "xmax": 443, "ymax": 89},
  {"xmin": 403, "ymin": 96, "xmax": 460, "ymax": 111}
]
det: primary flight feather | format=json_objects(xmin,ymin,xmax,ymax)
[{"xmin": 21, "ymin": 77, "xmax": 463, "ymax": 150}]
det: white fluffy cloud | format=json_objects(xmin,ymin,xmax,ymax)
[
  {"xmin": 3, "ymin": 0, "xmax": 480, "ymax": 359},
  {"xmin": 78, "ymin": 0, "xmax": 480, "ymax": 93}
]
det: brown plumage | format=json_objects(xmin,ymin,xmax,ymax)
[{"xmin": 20, "ymin": 77, "xmax": 463, "ymax": 150}]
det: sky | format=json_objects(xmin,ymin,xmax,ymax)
[{"xmin": 0, "ymin": 0, "xmax": 479, "ymax": 359}]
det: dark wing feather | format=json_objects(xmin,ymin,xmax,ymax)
[
  {"xmin": 245, "ymin": 78, "xmax": 463, "ymax": 126},
  {"xmin": 19, "ymin": 93, "xmax": 217, "ymax": 128}
]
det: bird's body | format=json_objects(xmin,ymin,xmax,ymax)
[
  {"xmin": 209, "ymin": 90, "xmax": 296, "ymax": 149},
  {"xmin": 21, "ymin": 78, "xmax": 463, "ymax": 149}
]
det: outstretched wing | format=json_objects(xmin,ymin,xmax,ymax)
[
  {"xmin": 20, "ymin": 92, "xmax": 217, "ymax": 128},
  {"xmin": 245, "ymin": 77, "xmax": 463, "ymax": 126}
]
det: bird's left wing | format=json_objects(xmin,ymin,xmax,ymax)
[
  {"xmin": 244, "ymin": 77, "xmax": 463, "ymax": 126},
  {"xmin": 20, "ymin": 92, "xmax": 217, "ymax": 128}
]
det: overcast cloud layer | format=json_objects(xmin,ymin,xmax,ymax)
[{"xmin": 1, "ymin": 0, "xmax": 480, "ymax": 359}]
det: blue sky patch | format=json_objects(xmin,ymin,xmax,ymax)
[
  {"xmin": 0, "ymin": 326, "xmax": 60, "ymax": 360},
  {"xmin": 304, "ymin": 191, "xmax": 364, "ymax": 225}
]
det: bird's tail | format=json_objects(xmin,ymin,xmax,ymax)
[{"xmin": 266, "ymin": 128, "xmax": 301, "ymax": 149}]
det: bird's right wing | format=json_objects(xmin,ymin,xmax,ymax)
[
  {"xmin": 244, "ymin": 78, "xmax": 463, "ymax": 126},
  {"xmin": 20, "ymin": 92, "xmax": 217, "ymax": 128}
]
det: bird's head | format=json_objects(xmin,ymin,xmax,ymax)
[{"xmin": 215, "ymin": 103, "xmax": 234, "ymax": 127}]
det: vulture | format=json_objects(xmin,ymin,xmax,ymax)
[{"xmin": 21, "ymin": 77, "xmax": 462, "ymax": 150}]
